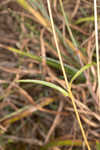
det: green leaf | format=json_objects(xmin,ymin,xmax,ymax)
[
  {"xmin": 17, "ymin": 79, "xmax": 68, "ymax": 97},
  {"xmin": 40, "ymin": 139, "xmax": 82, "ymax": 150},
  {"xmin": 75, "ymin": 16, "xmax": 100, "ymax": 24},
  {"xmin": 70, "ymin": 63, "xmax": 95, "ymax": 88},
  {"xmin": 96, "ymin": 141, "xmax": 100, "ymax": 150}
]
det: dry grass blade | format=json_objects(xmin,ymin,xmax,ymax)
[
  {"xmin": 16, "ymin": 0, "xmax": 87, "ymax": 64},
  {"xmin": 0, "ymin": 97, "xmax": 55, "ymax": 134},
  {"xmin": 94, "ymin": 0, "xmax": 100, "ymax": 105},
  {"xmin": 16, "ymin": 0, "xmax": 51, "ymax": 31},
  {"xmin": 46, "ymin": 0, "xmax": 91, "ymax": 149},
  {"xmin": 1, "ymin": 0, "xmax": 100, "ymax": 149},
  {"xmin": 45, "ymin": 100, "xmax": 64, "ymax": 143}
]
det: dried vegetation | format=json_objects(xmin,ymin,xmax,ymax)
[{"xmin": 0, "ymin": 0, "xmax": 100, "ymax": 150}]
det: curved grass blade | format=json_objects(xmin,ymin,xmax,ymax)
[
  {"xmin": 69, "ymin": 63, "xmax": 95, "ymax": 88},
  {"xmin": 17, "ymin": 79, "xmax": 68, "ymax": 97}
]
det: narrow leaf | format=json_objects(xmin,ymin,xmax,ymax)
[{"xmin": 17, "ymin": 79, "xmax": 68, "ymax": 96}]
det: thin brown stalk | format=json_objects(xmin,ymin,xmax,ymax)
[{"xmin": 47, "ymin": 0, "xmax": 91, "ymax": 149}]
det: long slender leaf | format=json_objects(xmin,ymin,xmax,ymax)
[{"xmin": 17, "ymin": 79, "xmax": 68, "ymax": 96}]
